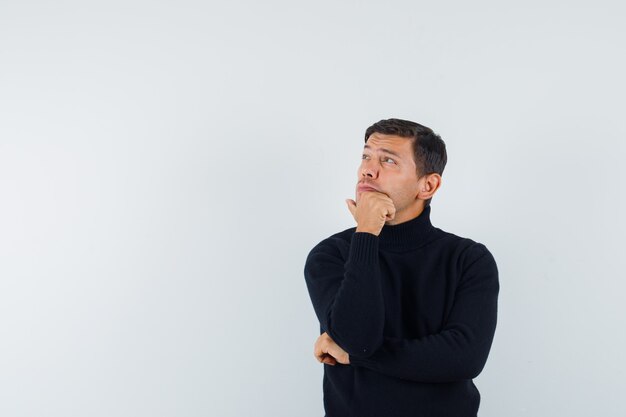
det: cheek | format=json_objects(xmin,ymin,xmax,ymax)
[{"xmin": 394, "ymin": 180, "xmax": 418, "ymax": 201}]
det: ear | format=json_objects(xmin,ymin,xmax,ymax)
[{"xmin": 417, "ymin": 174, "xmax": 442, "ymax": 200}]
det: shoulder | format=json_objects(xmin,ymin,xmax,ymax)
[
  {"xmin": 427, "ymin": 228, "xmax": 499, "ymax": 295},
  {"xmin": 305, "ymin": 227, "xmax": 354, "ymax": 265},
  {"xmin": 432, "ymin": 227, "xmax": 498, "ymax": 269},
  {"xmin": 303, "ymin": 226, "xmax": 363, "ymax": 278}
]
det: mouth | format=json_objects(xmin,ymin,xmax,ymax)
[{"xmin": 357, "ymin": 185, "xmax": 379, "ymax": 193}]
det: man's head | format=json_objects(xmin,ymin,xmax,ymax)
[{"xmin": 357, "ymin": 118, "xmax": 447, "ymax": 222}]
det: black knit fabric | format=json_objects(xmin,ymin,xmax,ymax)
[{"xmin": 304, "ymin": 205, "xmax": 499, "ymax": 417}]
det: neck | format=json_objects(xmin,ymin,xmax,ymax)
[
  {"xmin": 375, "ymin": 204, "xmax": 436, "ymax": 251},
  {"xmin": 386, "ymin": 202, "xmax": 426, "ymax": 226}
]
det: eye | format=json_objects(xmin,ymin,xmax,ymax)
[
  {"xmin": 383, "ymin": 157, "xmax": 396, "ymax": 164},
  {"xmin": 362, "ymin": 154, "xmax": 369, "ymax": 160}
]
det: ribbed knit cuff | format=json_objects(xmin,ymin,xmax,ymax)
[{"xmin": 347, "ymin": 232, "xmax": 379, "ymax": 265}]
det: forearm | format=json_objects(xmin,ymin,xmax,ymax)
[
  {"xmin": 350, "ymin": 246, "xmax": 499, "ymax": 382},
  {"xmin": 305, "ymin": 232, "xmax": 385, "ymax": 356},
  {"xmin": 349, "ymin": 316, "xmax": 497, "ymax": 382}
]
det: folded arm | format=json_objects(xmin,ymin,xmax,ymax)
[{"xmin": 349, "ymin": 244, "xmax": 499, "ymax": 383}]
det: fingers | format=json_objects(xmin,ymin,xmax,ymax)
[
  {"xmin": 314, "ymin": 334, "xmax": 326, "ymax": 362},
  {"xmin": 358, "ymin": 191, "xmax": 395, "ymax": 209},
  {"xmin": 314, "ymin": 342, "xmax": 323, "ymax": 361},
  {"xmin": 314, "ymin": 348, "xmax": 337, "ymax": 365},
  {"xmin": 382, "ymin": 204, "xmax": 396, "ymax": 221},
  {"xmin": 314, "ymin": 333, "xmax": 337, "ymax": 365},
  {"xmin": 381, "ymin": 196, "xmax": 395, "ymax": 220},
  {"xmin": 321, "ymin": 354, "xmax": 337, "ymax": 365},
  {"xmin": 327, "ymin": 342, "xmax": 349, "ymax": 365}
]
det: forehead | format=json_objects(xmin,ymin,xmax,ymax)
[{"xmin": 364, "ymin": 133, "xmax": 413, "ymax": 155}]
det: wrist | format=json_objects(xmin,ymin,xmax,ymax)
[{"xmin": 356, "ymin": 226, "xmax": 380, "ymax": 236}]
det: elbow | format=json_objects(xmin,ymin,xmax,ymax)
[
  {"xmin": 463, "ymin": 360, "xmax": 486, "ymax": 380},
  {"xmin": 454, "ymin": 350, "xmax": 490, "ymax": 380},
  {"xmin": 463, "ymin": 338, "xmax": 495, "ymax": 379},
  {"xmin": 448, "ymin": 327, "xmax": 495, "ymax": 380}
]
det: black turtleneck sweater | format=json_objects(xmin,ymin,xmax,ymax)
[{"xmin": 303, "ymin": 205, "xmax": 499, "ymax": 417}]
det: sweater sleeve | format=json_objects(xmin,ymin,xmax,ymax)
[
  {"xmin": 303, "ymin": 232, "xmax": 385, "ymax": 357},
  {"xmin": 349, "ymin": 243, "xmax": 499, "ymax": 383}
]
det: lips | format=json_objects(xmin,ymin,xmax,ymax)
[{"xmin": 357, "ymin": 183, "xmax": 379, "ymax": 192}]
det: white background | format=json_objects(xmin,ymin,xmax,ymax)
[{"xmin": 1, "ymin": 1, "xmax": 625, "ymax": 416}]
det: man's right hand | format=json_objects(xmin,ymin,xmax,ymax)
[
  {"xmin": 314, "ymin": 332, "xmax": 350, "ymax": 366},
  {"xmin": 346, "ymin": 192, "xmax": 396, "ymax": 236}
]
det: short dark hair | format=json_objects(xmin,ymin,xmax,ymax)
[{"xmin": 364, "ymin": 118, "xmax": 447, "ymax": 207}]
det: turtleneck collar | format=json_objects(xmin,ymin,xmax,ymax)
[{"xmin": 376, "ymin": 204, "xmax": 436, "ymax": 251}]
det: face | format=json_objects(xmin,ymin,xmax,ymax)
[{"xmin": 357, "ymin": 132, "xmax": 425, "ymax": 222}]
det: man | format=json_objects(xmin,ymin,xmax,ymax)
[{"xmin": 303, "ymin": 118, "xmax": 499, "ymax": 417}]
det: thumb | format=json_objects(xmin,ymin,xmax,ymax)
[{"xmin": 345, "ymin": 199, "xmax": 357, "ymax": 219}]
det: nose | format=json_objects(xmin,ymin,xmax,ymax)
[{"xmin": 360, "ymin": 159, "xmax": 378, "ymax": 179}]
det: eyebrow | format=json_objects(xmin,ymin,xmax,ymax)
[{"xmin": 363, "ymin": 144, "xmax": 403, "ymax": 159}]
